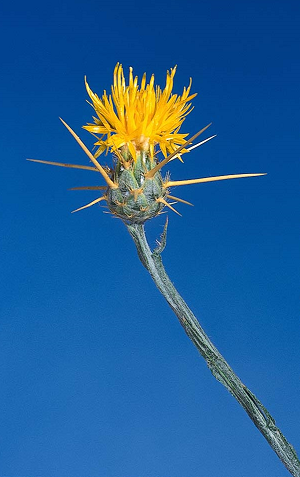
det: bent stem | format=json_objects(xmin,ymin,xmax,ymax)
[{"xmin": 126, "ymin": 222, "xmax": 300, "ymax": 477}]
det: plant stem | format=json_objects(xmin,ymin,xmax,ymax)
[{"xmin": 126, "ymin": 222, "xmax": 300, "ymax": 477}]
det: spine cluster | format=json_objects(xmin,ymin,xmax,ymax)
[{"xmin": 107, "ymin": 152, "xmax": 167, "ymax": 224}]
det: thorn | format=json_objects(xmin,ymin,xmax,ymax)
[
  {"xmin": 153, "ymin": 217, "xmax": 169, "ymax": 255},
  {"xmin": 166, "ymin": 194, "xmax": 194, "ymax": 206},
  {"xmin": 59, "ymin": 118, "xmax": 118, "ymax": 189},
  {"xmin": 71, "ymin": 196, "xmax": 107, "ymax": 213},
  {"xmin": 115, "ymin": 200, "xmax": 125, "ymax": 206},
  {"xmin": 168, "ymin": 153, "xmax": 184, "ymax": 163},
  {"xmin": 131, "ymin": 188, "xmax": 143, "ymax": 201},
  {"xmin": 186, "ymin": 135, "xmax": 217, "ymax": 152},
  {"xmin": 68, "ymin": 186, "xmax": 107, "ymax": 190},
  {"xmin": 170, "ymin": 135, "xmax": 216, "ymax": 161},
  {"xmin": 145, "ymin": 123, "xmax": 212, "ymax": 179},
  {"xmin": 27, "ymin": 159, "xmax": 98, "ymax": 171},
  {"xmin": 114, "ymin": 148, "xmax": 131, "ymax": 169},
  {"xmin": 165, "ymin": 173, "xmax": 267, "ymax": 188},
  {"xmin": 157, "ymin": 211, "xmax": 167, "ymax": 216},
  {"xmin": 156, "ymin": 197, "xmax": 182, "ymax": 216}
]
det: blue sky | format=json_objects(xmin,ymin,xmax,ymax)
[{"xmin": 1, "ymin": 0, "xmax": 300, "ymax": 476}]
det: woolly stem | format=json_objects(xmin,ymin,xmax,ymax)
[{"xmin": 126, "ymin": 222, "xmax": 300, "ymax": 477}]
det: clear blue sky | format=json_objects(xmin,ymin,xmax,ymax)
[{"xmin": 1, "ymin": 0, "xmax": 300, "ymax": 476}]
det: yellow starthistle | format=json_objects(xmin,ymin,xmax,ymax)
[
  {"xmin": 28, "ymin": 64, "xmax": 265, "ymax": 221},
  {"xmin": 83, "ymin": 63, "xmax": 196, "ymax": 161}
]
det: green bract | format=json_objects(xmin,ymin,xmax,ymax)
[{"xmin": 107, "ymin": 152, "xmax": 167, "ymax": 224}]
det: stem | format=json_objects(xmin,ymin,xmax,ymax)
[{"xmin": 126, "ymin": 222, "xmax": 300, "ymax": 477}]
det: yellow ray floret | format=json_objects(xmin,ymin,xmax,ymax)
[{"xmin": 83, "ymin": 63, "xmax": 197, "ymax": 160}]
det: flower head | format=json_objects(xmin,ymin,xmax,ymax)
[
  {"xmin": 28, "ymin": 64, "xmax": 265, "ymax": 222},
  {"xmin": 83, "ymin": 63, "xmax": 197, "ymax": 160}
]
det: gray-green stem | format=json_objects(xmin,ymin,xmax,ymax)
[{"xmin": 126, "ymin": 222, "xmax": 300, "ymax": 477}]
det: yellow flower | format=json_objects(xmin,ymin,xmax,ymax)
[{"xmin": 83, "ymin": 63, "xmax": 197, "ymax": 160}]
